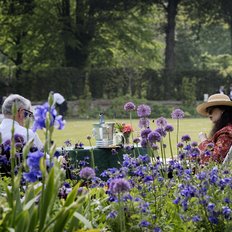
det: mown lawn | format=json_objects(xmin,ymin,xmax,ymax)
[{"xmin": 37, "ymin": 118, "xmax": 211, "ymax": 149}]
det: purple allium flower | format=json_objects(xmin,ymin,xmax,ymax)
[
  {"xmin": 124, "ymin": 102, "xmax": 136, "ymax": 112},
  {"xmin": 156, "ymin": 117, "xmax": 168, "ymax": 128},
  {"xmin": 171, "ymin": 108, "xmax": 185, "ymax": 119},
  {"xmin": 140, "ymin": 139, "xmax": 148, "ymax": 148},
  {"xmin": 137, "ymin": 104, "xmax": 151, "ymax": 117},
  {"xmin": 139, "ymin": 220, "xmax": 150, "ymax": 227},
  {"xmin": 133, "ymin": 137, "xmax": 140, "ymax": 144},
  {"xmin": 191, "ymin": 141, "xmax": 198, "ymax": 147},
  {"xmin": 165, "ymin": 124, "xmax": 174, "ymax": 132},
  {"xmin": 138, "ymin": 117, "xmax": 150, "ymax": 129},
  {"xmin": 109, "ymin": 178, "xmax": 131, "ymax": 194},
  {"xmin": 181, "ymin": 134, "xmax": 191, "ymax": 142},
  {"xmin": 148, "ymin": 131, "xmax": 162, "ymax": 143},
  {"xmin": 141, "ymin": 128, "xmax": 152, "ymax": 138},
  {"xmin": 79, "ymin": 167, "xmax": 96, "ymax": 179},
  {"xmin": 152, "ymin": 144, "xmax": 159, "ymax": 150},
  {"xmin": 177, "ymin": 142, "xmax": 184, "ymax": 148},
  {"xmin": 155, "ymin": 128, "xmax": 166, "ymax": 137}
]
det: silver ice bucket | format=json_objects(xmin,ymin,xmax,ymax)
[{"xmin": 92, "ymin": 122, "xmax": 115, "ymax": 148}]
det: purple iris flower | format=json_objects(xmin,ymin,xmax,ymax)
[
  {"xmin": 171, "ymin": 109, "xmax": 185, "ymax": 119},
  {"xmin": 32, "ymin": 103, "xmax": 65, "ymax": 132},
  {"xmin": 124, "ymin": 102, "xmax": 136, "ymax": 112},
  {"xmin": 137, "ymin": 104, "xmax": 151, "ymax": 117}
]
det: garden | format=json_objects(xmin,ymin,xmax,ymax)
[{"xmin": 0, "ymin": 94, "xmax": 231, "ymax": 232}]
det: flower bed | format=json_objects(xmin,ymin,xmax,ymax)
[{"xmin": 0, "ymin": 96, "xmax": 231, "ymax": 231}]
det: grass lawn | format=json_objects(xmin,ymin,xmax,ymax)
[{"xmin": 37, "ymin": 118, "xmax": 212, "ymax": 150}]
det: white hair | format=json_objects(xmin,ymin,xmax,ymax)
[{"xmin": 2, "ymin": 94, "xmax": 31, "ymax": 116}]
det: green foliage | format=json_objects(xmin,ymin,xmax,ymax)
[{"xmin": 181, "ymin": 77, "xmax": 196, "ymax": 106}]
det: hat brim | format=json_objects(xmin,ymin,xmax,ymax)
[{"xmin": 196, "ymin": 101, "xmax": 232, "ymax": 116}]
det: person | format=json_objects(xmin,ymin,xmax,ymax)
[
  {"xmin": 0, "ymin": 94, "xmax": 43, "ymax": 150},
  {"xmin": 51, "ymin": 92, "xmax": 68, "ymax": 119},
  {"xmin": 196, "ymin": 93, "xmax": 232, "ymax": 164},
  {"xmin": 229, "ymin": 85, "xmax": 232, "ymax": 100},
  {"xmin": 219, "ymin": 85, "xmax": 225, "ymax": 94}
]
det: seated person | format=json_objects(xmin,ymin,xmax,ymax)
[
  {"xmin": 196, "ymin": 93, "xmax": 232, "ymax": 164},
  {"xmin": 0, "ymin": 94, "xmax": 43, "ymax": 150}
]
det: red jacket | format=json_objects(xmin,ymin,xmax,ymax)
[{"xmin": 199, "ymin": 124, "xmax": 232, "ymax": 164}]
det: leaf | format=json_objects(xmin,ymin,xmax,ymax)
[
  {"xmin": 15, "ymin": 210, "xmax": 30, "ymax": 232},
  {"xmin": 73, "ymin": 212, "xmax": 93, "ymax": 229},
  {"xmin": 64, "ymin": 183, "xmax": 80, "ymax": 207}
]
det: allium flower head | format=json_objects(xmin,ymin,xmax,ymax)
[
  {"xmin": 124, "ymin": 102, "xmax": 136, "ymax": 112},
  {"xmin": 137, "ymin": 104, "xmax": 151, "ymax": 117},
  {"xmin": 133, "ymin": 138, "xmax": 140, "ymax": 144},
  {"xmin": 165, "ymin": 124, "xmax": 174, "ymax": 132},
  {"xmin": 138, "ymin": 117, "xmax": 150, "ymax": 129},
  {"xmin": 181, "ymin": 134, "xmax": 191, "ymax": 142},
  {"xmin": 156, "ymin": 117, "xmax": 168, "ymax": 128},
  {"xmin": 171, "ymin": 109, "xmax": 185, "ymax": 119},
  {"xmin": 148, "ymin": 131, "xmax": 162, "ymax": 143},
  {"xmin": 79, "ymin": 167, "xmax": 96, "ymax": 179},
  {"xmin": 109, "ymin": 178, "xmax": 131, "ymax": 194},
  {"xmin": 141, "ymin": 128, "xmax": 152, "ymax": 138}
]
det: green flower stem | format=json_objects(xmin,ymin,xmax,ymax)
[
  {"xmin": 129, "ymin": 112, "xmax": 134, "ymax": 143},
  {"xmin": 176, "ymin": 118, "xmax": 179, "ymax": 154},
  {"xmin": 160, "ymin": 139, "xmax": 165, "ymax": 165},
  {"xmin": 168, "ymin": 132, "xmax": 174, "ymax": 160},
  {"xmin": 118, "ymin": 193, "xmax": 125, "ymax": 232},
  {"xmin": 88, "ymin": 139, "xmax": 95, "ymax": 169}
]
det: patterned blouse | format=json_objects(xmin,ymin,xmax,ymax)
[{"xmin": 199, "ymin": 124, "xmax": 232, "ymax": 164}]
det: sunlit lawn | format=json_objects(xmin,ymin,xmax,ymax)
[{"xmin": 37, "ymin": 118, "xmax": 212, "ymax": 151}]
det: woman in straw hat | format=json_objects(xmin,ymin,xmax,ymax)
[{"xmin": 196, "ymin": 93, "xmax": 232, "ymax": 164}]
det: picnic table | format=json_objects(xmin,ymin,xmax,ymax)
[{"xmin": 58, "ymin": 146, "xmax": 147, "ymax": 175}]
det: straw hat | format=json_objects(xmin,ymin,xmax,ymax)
[{"xmin": 196, "ymin": 93, "xmax": 232, "ymax": 116}]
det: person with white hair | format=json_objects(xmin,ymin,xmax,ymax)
[{"xmin": 0, "ymin": 94, "xmax": 43, "ymax": 150}]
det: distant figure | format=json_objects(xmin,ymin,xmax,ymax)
[
  {"xmin": 51, "ymin": 92, "xmax": 68, "ymax": 119},
  {"xmin": 219, "ymin": 85, "xmax": 225, "ymax": 94}
]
